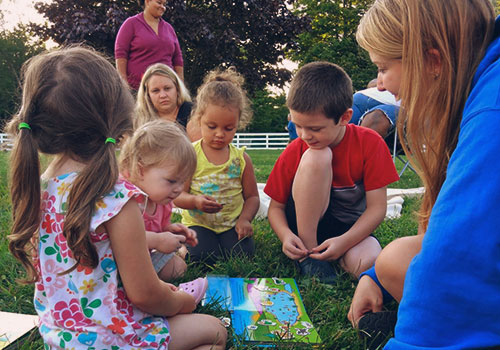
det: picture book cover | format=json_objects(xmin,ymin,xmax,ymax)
[
  {"xmin": 202, "ymin": 276, "xmax": 321, "ymax": 346},
  {"xmin": 0, "ymin": 311, "xmax": 39, "ymax": 350}
]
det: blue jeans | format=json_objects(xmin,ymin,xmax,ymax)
[
  {"xmin": 352, "ymin": 92, "xmax": 399, "ymax": 128},
  {"xmin": 352, "ymin": 92, "xmax": 386, "ymax": 125}
]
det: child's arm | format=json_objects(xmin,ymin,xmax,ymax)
[
  {"xmin": 235, "ymin": 153, "xmax": 260, "ymax": 239},
  {"xmin": 268, "ymin": 198, "xmax": 309, "ymax": 260},
  {"xmin": 173, "ymin": 178, "xmax": 223, "ymax": 213},
  {"xmin": 309, "ymin": 187, "xmax": 387, "ymax": 261},
  {"xmin": 105, "ymin": 200, "xmax": 196, "ymax": 316},
  {"xmin": 165, "ymin": 222, "xmax": 198, "ymax": 247},
  {"xmin": 145, "ymin": 230, "xmax": 187, "ymax": 253}
]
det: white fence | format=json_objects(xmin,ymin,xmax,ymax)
[
  {"xmin": 0, "ymin": 132, "xmax": 289, "ymax": 151},
  {"xmin": 0, "ymin": 133, "xmax": 12, "ymax": 151},
  {"xmin": 232, "ymin": 133, "xmax": 288, "ymax": 149}
]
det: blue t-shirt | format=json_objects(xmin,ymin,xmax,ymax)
[
  {"xmin": 287, "ymin": 120, "xmax": 298, "ymax": 140},
  {"xmin": 385, "ymin": 17, "xmax": 500, "ymax": 349}
]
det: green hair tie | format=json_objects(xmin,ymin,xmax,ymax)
[
  {"xmin": 105, "ymin": 137, "xmax": 116, "ymax": 145},
  {"xmin": 18, "ymin": 122, "xmax": 31, "ymax": 130}
]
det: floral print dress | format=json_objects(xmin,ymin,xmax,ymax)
[{"xmin": 34, "ymin": 173, "xmax": 170, "ymax": 349}]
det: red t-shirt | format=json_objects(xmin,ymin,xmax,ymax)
[{"xmin": 264, "ymin": 124, "xmax": 399, "ymax": 223}]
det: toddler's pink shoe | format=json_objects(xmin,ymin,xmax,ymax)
[{"xmin": 178, "ymin": 277, "xmax": 208, "ymax": 304}]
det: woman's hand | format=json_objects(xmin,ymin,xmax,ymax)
[
  {"xmin": 194, "ymin": 195, "xmax": 223, "ymax": 213},
  {"xmin": 347, "ymin": 275, "xmax": 384, "ymax": 327}
]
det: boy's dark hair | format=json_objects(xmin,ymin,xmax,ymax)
[{"xmin": 287, "ymin": 62, "xmax": 353, "ymax": 123}]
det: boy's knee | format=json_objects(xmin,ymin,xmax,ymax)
[
  {"xmin": 300, "ymin": 147, "xmax": 332, "ymax": 170},
  {"xmin": 341, "ymin": 237, "xmax": 381, "ymax": 277}
]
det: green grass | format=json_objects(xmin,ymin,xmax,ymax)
[
  {"xmin": 247, "ymin": 149, "xmax": 284, "ymax": 183},
  {"xmin": 0, "ymin": 150, "xmax": 422, "ymax": 349}
]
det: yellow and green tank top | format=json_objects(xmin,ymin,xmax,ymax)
[{"xmin": 181, "ymin": 140, "xmax": 246, "ymax": 233}]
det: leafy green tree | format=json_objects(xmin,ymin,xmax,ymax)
[
  {"xmin": 248, "ymin": 90, "xmax": 288, "ymax": 132},
  {"xmin": 289, "ymin": 0, "xmax": 376, "ymax": 90},
  {"xmin": 31, "ymin": 0, "xmax": 309, "ymax": 93},
  {"xmin": 0, "ymin": 26, "xmax": 45, "ymax": 124}
]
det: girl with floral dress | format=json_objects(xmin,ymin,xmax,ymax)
[{"xmin": 5, "ymin": 46, "xmax": 226, "ymax": 350}]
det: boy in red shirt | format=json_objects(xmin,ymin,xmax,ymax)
[{"xmin": 265, "ymin": 62, "xmax": 399, "ymax": 283}]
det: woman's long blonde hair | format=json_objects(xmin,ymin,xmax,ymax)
[
  {"xmin": 357, "ymin": 0, "xmax": 495, "ymax": 231},
  {"xmin": 135, "ymin": 63, "xmax": 191, "ymax": 130}
]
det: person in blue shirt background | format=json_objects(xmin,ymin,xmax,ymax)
[
  {"xmin": 348, "ymin": 0, "xmax": 500, "ymax": 349},
  {"xmin": 285, "ymin": 113, "xmax": 298, "ymax": 142}
]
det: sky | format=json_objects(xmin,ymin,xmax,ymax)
[{"xmin": 0, "ymin": 0, "xmax": 47, "ymax": 31}]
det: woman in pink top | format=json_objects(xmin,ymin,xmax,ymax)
[{"xmin": 115, "ymin": 0, "xmax": 184, "ymax": 90}]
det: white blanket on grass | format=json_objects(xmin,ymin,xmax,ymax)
[
  {"xmin": 173, "ymin": 185, "xmax": 424, "ymax": 220},
  {"xmin": 255, "ymin": 184, "xmax": 424, "ymax": 220}
]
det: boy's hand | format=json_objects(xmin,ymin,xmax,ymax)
[
  {"xmin": 309, "ymin": 236, "xmax": 348, "ymax": 261},
  {"xmin": 155, "ymin": 231, "xmax": 186, "ymax": 254},
  {"xmin": 194, "ymin": 195, "xmax": 223, "ymax": 213},
  {"xmin": 235, "ymin": 218, "xmax": 253, "ymax": 240},
  {"xmin": 347, "ymin": 275, "xmax": 383, "ymax": 327},
  {"xmin": 282, "ymin": 234, "xmax": 309, "ymax": 260},
  {"xmin": 167, "ymin": 223, "xmax": 198, "ymax": 247}
]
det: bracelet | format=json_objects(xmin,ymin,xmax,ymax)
[{"xmin": 359, "ymin": 266, "xmax": 393, "ymax": 302}]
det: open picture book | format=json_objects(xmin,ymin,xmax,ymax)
[{"xmin": 202, "ymin": 276, "xmax": 321, "ymax": 347}]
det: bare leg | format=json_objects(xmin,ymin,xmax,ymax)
[
  {"xmin": 168, "ymin": 313, "xmax": 227, "ymax": 350},
  {"xmin": 177, "ymin": 245, "xmax": 188, "ymax": 259},
  {"xmin": 158, "ymin": 255, "xmax": 187, "ymax": 282},
  {"xmin": 360, "ymin": 110, "xmax": 392, "ymax": 139},
  {"xmin": 340, "ymin": 236, "xmax": 382, "ymax": 278},
  {"xmin": 292, "ymin": 147, "xmax": 332, "ymax": 250},
  {"xmin": 376, "ymin": 234, "xmax": 424, "ymax": 301}
]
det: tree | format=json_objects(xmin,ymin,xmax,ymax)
[
  {"xmin": 31, "ymin": 0, "xmax": 310, "ymax": 93},
  {"xmin": 0, "ymin": 26, "xmax": 45, "ymax": 124},
  {"xmin": 289, "ymin": 0, "xmax": 375, "ymax": 90},
  {"xmin": 248, "ymin": 90, "xmax": 288, "ymax": 132}
]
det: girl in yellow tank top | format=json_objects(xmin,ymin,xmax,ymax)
[{"xmin": 174, "ymin": 68, "xmax": 260, "ymax": 264}]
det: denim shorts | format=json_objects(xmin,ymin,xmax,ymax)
[{"xmin": 150, "ymin": 251, "xmax": 175, "ymax": 273}]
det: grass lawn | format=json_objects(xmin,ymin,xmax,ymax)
[{"xmin": 0, "ymin": 149, "xmax": 422, "ymax": 349}]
